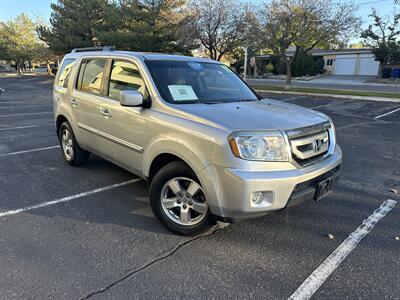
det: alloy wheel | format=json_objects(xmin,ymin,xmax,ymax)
[{"xmin": 160, "ymin": 177, "xmax": 208, "ymax": 226}]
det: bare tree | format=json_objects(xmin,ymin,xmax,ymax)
[
  {"xmin": 361, "ymin": 9, "xmax": 400, "ymax": 77},
  {"xmin": 260, "ymin": 0, "xmax": 359, "ymax": 85},
  {"xmin": 189, "ymin": 0, "xmax": 249, "ymax": 61}
]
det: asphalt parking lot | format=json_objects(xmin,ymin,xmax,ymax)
[{"xmin": 0, "ymin": 76, "xmax": 399, "ymax": 300}]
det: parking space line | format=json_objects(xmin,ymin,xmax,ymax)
[
  {"xmin": 284, "ymin": 95, "xmax": 307, "ymax": 101},
  {"xmin": 288, "ymin": 199, "xmax": 397, "ymax": 300},
  {"xmin": 0, "ymin": 178, "xmax": 143, "ymax": 218},
  {"xmin": 0, "ymin": 104, "xmax": 51, "ymax": 109},
  {"xmin": 0, "ymin": 111, "xmax": 52, "ymax": 117},
  {"xmin": 374, "ymin": 107, "xmax": 400, "ymax": 119},
  {"xmin": 0, "ymin": 124, "xmax": 52, "ymax": 131},
  {"xmin": 0, "ymin": 145, "xmax": 60, "ymax": 157},
  {"xmin": 0, "ymin": 125, "xmax": 39, "ymax": 131},
  {"xmin": 0, "ymin": 101, "xmax": 49, "ymax": 104}
]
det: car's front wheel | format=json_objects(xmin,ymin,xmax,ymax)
[
  {"xmin": 58, "ymin": 121, "xmax": 89, "ymax": 166},
  {"xmin": 150, "ymin": 161, "xmax": 214, "ymax": 235}
]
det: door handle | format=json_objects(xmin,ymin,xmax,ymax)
[
  {"xmin": 100, "ymin": 107, "xmax": 112, "ymax": 117},
  {"xmin": 70, "ymin": 98, "xmax": 78, "ymax": 107}
]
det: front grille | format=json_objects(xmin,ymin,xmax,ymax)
[{"xmin": 286, "ymin": 121, "xmax": 331, "ymax": 166}]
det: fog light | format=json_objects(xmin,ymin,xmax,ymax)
[{"xmin": 251, "ymin": 192, "xmax": 264, "ymax": 205}]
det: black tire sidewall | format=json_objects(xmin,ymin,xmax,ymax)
[
  {"xmin": 150, "ymin": 161, "xmax": 213, "ymax": 236},
  {"xmin": 59, "ymin": 122, "xmax": 76, "ymax": 164}
]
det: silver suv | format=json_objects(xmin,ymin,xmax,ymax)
[{"xmin": 54, "ymin": 47, "xmax": 342, "ymax": 235}]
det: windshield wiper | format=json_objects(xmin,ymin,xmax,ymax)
[
  {"xmin": 237, "ymin": 99, "xmax": 257, "ymax": 102},
  {"xmin": 198, "ymin": 100, "xmax": 227, "ymax": 104}
]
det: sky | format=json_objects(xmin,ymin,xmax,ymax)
[{"xmin": 0, "ymin": 0, "xmax": 397, "ymax": 42}]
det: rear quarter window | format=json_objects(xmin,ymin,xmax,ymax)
[
  {"xmin": 76, "ymin": 59, "xmax": 107, "ymax": 95},
  {"xmin": 56, "ymin": 58, "xmax": 75, "ymax": 88}
]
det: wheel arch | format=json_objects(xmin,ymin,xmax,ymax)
[
  {"xmin": 147, "ymin": 153, "xmax": 195, "ymax": 183},
  {"xmin": 56, "ymin": 114, "xmax": 69, "ymax": 134}
]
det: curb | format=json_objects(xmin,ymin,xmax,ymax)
[{"xmin": 255, "ymin": 89, "xmax": 400, "ymax": 103}]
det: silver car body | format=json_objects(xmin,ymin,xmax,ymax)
[{"xmin": 54, "ymin": 50, "xmax": 342, "ymax": 221}]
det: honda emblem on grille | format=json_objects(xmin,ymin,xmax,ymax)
[{"xmin": 312, "ymin": 139, "xmax": 323, "ymax": 152}]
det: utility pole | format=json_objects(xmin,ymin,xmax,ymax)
[{"xmin": 244, "ymin": 46, "xmax": 248, "ymax": 81}]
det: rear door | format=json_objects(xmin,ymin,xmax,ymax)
[
  {"xmin": 70, "ymin": 58, "xmax": 107, "ymax": 151},
  {"xmin": 95, "ymin": 59, "xmax": 150, "ymax": 174}
]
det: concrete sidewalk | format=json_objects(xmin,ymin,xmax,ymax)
[{"xmin": 247, "ymin": 75, "xmax": 400, "ymax": 93}]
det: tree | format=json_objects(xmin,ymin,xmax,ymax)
[
  {"xmin": 96, "ymin": 0, "xmax": 196, "ymax": 54},
  {"xmin": 361, "ymin": 9, "xmax": 400, "ymax": 77},
  {"xmin": 37, "ymin": 0, "xmax": 118, "ymax": 54},
  {"xmin": 188, "ymin": 0, "xmax": 249, "ymax": 61},
  {"xmin": 260, "ymin": 0, "xmax": 359, "ymax": 85},
  {"xmin": 38, "ymin": 0, "xmax": 195, "ymax": 55},
  {"xmin": 0, "ymin": 14, "xmax": 47, "ymax": 73}
]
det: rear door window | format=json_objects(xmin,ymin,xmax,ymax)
[
  {"xmin": 76, "ymin": 59, "xmax": 107, "ymax": 95},
  {"xmin": 56, "ymin": 58, "xmax": 75, "ymax": 88}
]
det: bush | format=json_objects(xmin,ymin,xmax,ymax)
[
  {"xmin": 292, "ymin": 54, "xmax": 316, "ymax": 77},
  {"xmin": 313, "ymin": 57, "xmax": 325, "ymax": 74},
  {"xmin": 266, "ymin": 63, "xmax": 274, "ymax": 73},
  {"xmin": 270, "ymin": 54, "xmax": 325, "ymax": 77}
]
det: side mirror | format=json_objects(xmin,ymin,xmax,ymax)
[{"xmin": 120, "ymin": 90, "xmax": 143, "ymax": 107}]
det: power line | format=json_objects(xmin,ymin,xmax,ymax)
[{"xmin": 355, "ymin": 0, "xmax": 392, "ymax": 6}]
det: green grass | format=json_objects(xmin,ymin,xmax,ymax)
[{"xmin": 250, "ymin": 85, "xmax": 400, "ymax": 99}]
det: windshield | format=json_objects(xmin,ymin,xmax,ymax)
[{"xmin": 145, "ymin": 60, "xmax": 258, "ymax": 104}]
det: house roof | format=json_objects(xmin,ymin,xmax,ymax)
[
  {"xmin": 287, "ymin": 48, "xmax": 372, "ymax": 56},
  {"xmin": 257, "ymin": 48, "xmax": 372, "ymax": 59}
]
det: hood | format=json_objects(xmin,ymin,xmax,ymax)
[{"xmin": 176, "ymin": 99, "xmax": 328, "ymax": 132}]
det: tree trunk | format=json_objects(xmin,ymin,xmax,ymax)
[
  {"xmin": 378, "ymin": 63, "xmax": 384, "ymax": 79},
  {"xmin": 18, "ymin": 62, "xmax": 23, "ymax": 75},
  {"xmin": 285, "ymin": 60, "xmax": 292, "ymax": 86}
]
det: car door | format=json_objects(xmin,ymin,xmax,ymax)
[
  {"xmin": 69, "ymin": 58, "xmax": 107, "ymax": 151},
  {"xmin": 95, "ymin": 59, "xmax": 149, "ymax": 174}
]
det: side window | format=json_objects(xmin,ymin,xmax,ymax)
[
  {"xmin": 108, "ymin": 60, "xmax": 149, "ymax": 101},
  {"xmin": 77, "ymin": 59, "xmax": 106, "ymax": 95},
  {"xmin": 56, "ymin": 58, "xmax": 75, "ymax": 88}
]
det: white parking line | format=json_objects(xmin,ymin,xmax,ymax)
[
  {"xmin": 0, "ymin": 111, "xmax": 52, "ymax": 117},
  {"xmin": 310, "ymin": 103, "xmax": 333, "ymax": 109},
  {"xmin": 285, "ymin": 95, "xmax": 307, "ymax": 101},
  {"xmin": 0, "ymin": 104, "xmax": 51, "ymax": 109},
  {"xmin": 0, "ymin": 124, "xmax": 52, "ymax": 131},
  {"xmin": 0, "ymin": 179, "xmax": 142, "ymax": 218},
  {"xmin": 288, "ymin": 199, "xmax": 397, "ymax": 300},
  {"xmin": 374, "ymin": 107, "xmax": 400, "ymax": 119},
  {"xmin": 0, "ymin": 145, "xmax": 60, "ymax": 157},
  {"xmin": 0, "ymin": 125, "xmax": 39, "ymax": 131}
]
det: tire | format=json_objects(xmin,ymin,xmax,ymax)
[
  {"xmin": 150, "ymin": 161, "xmax": 214, "ymax": 236},
  {"xmin": 58, "ymin": 121, "xmax": 89, "ymax": 166}
]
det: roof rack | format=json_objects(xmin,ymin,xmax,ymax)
[{"xmin": 71, "ymin": 46, "xmax": 114, "ymax": 53}]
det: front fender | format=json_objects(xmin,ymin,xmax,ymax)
[
  {"xmin": 143, "ymin": 135, "xmax": 227, "ymax": 216},
  {"xmin": 143, "ymin": 137, "xmax": 210, "ymax": 178}
]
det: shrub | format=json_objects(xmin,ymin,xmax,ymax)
[
  {"xmin": 266, "ymin": 63, "xmax": 274, "ymax": 73},
  {"xmin": 292, "ymin": 54, "xmax": 316, "ymax": 77},
  {"xmin": 313, "ymin": 57, "xmax": 325, "ymax": 74}
]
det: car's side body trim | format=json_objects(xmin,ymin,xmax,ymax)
[{"xmin": 77, "ymin": 122, "xmax": 144, "ymax": 153}]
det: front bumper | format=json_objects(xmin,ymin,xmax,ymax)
[{"xmin": 205, "ymin": 146, "xmax": 342, "ymax": 222}]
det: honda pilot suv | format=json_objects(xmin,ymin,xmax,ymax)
[{"xmin": 54, "ymin": 47, "xmax": 342, "ymax": 235}]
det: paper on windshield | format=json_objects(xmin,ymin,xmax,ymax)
[{"xmin": 168, "ymin": 85, "xmax": 198, "ymax": 101}]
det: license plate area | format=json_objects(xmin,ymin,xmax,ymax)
[{"xmin": 315, "ymin": 177, "xmax": 333, "ymax": 201}]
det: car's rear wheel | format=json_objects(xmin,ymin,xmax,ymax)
[
  {"xmin": 150, "ymin": 161, "xmax": 214, "ymax": 235},
  {"xmin": 59, "ymin": 121, "xmax": 89, "ymax": 166}
]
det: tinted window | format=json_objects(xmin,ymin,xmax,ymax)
[
  {"xmin": 145, "ymin": 61, "xmax": 257, "ymax": 104},
  {"xmin": 57, "ymin": 58, "xmax": 75, "ymax": 88},
  {"xmin": 108, "ymin": 60, "xmax": 149, "ymax": 100},
  {"xmin": 77, "ymin": 59, "xmax": 106, "ymax": 95}
]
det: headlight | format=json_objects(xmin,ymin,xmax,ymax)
[{"xmin": 228, "ymin": 132, "xmax": 289, "ymax": 161}]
